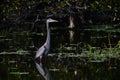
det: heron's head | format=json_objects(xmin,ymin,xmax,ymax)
[{"xmin": 47, "ymin": 18, "xmax": 58, "ymax": 23}]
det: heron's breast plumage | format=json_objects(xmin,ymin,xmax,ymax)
[{"xmin": 35, "ymin": 46, "xmax": 46, "ymax": 58}]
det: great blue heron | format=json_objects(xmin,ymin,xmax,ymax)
[{"xmin": 35, "ymin": 18, "xmax": 58, "ymax": 62}]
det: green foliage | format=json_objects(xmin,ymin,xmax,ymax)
[
  {"xmin": 114, "ymin": 40, "xmax": 120, "ymax": 48},
  {"xmin": 87, "ymin": 44, "xmax": 93, "ymax": 53},
  {"xmin": 0, "ymin": 0, "xmax": 120, "ymax": 25}
]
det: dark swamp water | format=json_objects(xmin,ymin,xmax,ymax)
[{"xmin": 0, "ymin": 25, "xmax": 120, "ymax": 80}]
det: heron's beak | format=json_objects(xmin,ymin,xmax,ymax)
[{"xmin": 53, "ymin": 20, "xmax": 58, "ymax": 22}]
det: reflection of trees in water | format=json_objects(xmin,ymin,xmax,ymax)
[
  {"xmin": 69, "ymin": 30, "xmax": 74, "ymax": 43},
  {"xmin": 69, "ymin": 15, "xmax": 75, "ymax": 43}
]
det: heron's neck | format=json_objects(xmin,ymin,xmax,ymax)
[{"xmin": 46, "ymin": 22, "xmax": 50, "ymax": 44}]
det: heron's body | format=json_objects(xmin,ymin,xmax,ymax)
[{"xmin": 35, "ymin": 18, "xmax": 58, "ymax": 61}]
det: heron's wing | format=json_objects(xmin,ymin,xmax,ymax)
[
  {"xmin": 43, "ymin": 46, "xmax": 49, "ymax": 55},
  {"xmin": 35, "ymin": 46, "xmax": 46, "ymax": 58}
]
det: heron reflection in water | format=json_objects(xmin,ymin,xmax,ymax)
[
  {"xmin": 35, "ymin": 62, "xmax": 50, "ymax": 80},
  {"xmin": 35, "ymin": 18, "xmax": 58, "ymax": 62}
]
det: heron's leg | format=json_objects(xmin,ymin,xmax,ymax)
[
  {"xmin": 39, "ymin": 56, "xmax": 42, "ymax": 63},
  {"xmin": 41, "ymin": 56, "xmax": 47, "ymax": 63}
]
